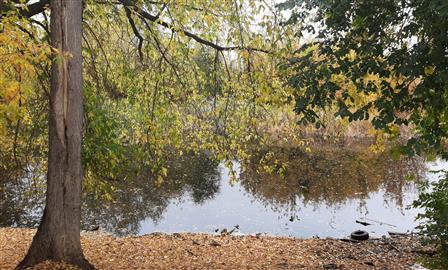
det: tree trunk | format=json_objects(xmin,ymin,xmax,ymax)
[{"xmin": 17, "ymin": 0, "xmax": 94, "ymax": 269}]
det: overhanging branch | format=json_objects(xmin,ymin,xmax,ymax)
[
  {"xmin": 23, "ymin": 0, "xmax": 49, "ymax": 17},
  {"xmin": 0, "ymin": 0, "xmax": 273, "ymax": 54},
  {"xmin": 118, "ymin": 0, "xmax": 271, "ymax": 54},
  {"xmin": 0, "ymin": 0, "xmax": 49, "ymax": 17},
  {"xmin": 124, "ymin": 6, "xmax": 144, "ymax": 61}
]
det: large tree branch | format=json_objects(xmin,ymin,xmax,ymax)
[
  {"xmin": 1, "ymin": 0, "xmax": 272, "ymax": 54},
  {"xmin": 124, "ymin": 6, "xmax": 144, "ymax": 61},
  {"xmin": 0, "ymin": 0, "xmax": 49, "ymax": 17},
  {"xmin": 23, "ymin": 0, "xmax": 49, "ymax": 17},
  {"xmin": 118, "ymin": 0, "xmax": 271, "ymax": 53}
]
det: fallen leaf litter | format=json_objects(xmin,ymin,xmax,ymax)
[{"xmin": 0, "ymin": 228, "xmax": 433, "ymax": 269}]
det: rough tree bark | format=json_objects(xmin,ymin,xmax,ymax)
[{"xmin": 16, "ymin": 0, "xmax": 94, "ymax": 269}]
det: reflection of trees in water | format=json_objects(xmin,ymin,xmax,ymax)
[
  {"xmin": 0, "ymin": 166, "xmax": 46, "ymax": 227},
  {"xmin": 240, "ymin": 144, "xmax": 427, "ymax": 218},
  {"xmin": 163, "ymin": 155, "xmax": 221, "ymax": 205},
  {"xmin": 81, "ymin": 153, "xmax": 220, "ymax": 235},
  {"xmin": 0, "ymin": 153, "xmax": 220, "ymax": 236},
  {"xmin": 0, "ymin": 143, "xmax": 428, "ymax": 235}
]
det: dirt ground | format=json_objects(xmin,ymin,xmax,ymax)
[{"xmin": 0, "ymin": 228, "xmax": 433, "ymax": 269}]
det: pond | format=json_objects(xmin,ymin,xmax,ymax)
[
  {"xmin": 140, "ymin": 160, "xmax": 446, "ymax": 238},
  {"xmin": 1, "ymin": 143, "xmax": 446, "ymax": 239}
]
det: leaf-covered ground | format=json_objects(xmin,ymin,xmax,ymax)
[{"xmin": 0, "ymin": 228, "xmax": 432, "ymax": 269}]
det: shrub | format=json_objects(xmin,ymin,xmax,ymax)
[{"xmin": 414, "ymin": 171, "xmax": 448, "ymax": 267}]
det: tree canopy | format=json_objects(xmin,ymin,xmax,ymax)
[
  {"xmin": 280, "ymin": 0, "xmax": 448, "ymax": 157},
  {"xmin": 1, "ymin": 0, "xmax": 296, "ymax": 195},
  {"xmin": 0, "ymin": 1, "xmax": 297, "ymax": 268}
]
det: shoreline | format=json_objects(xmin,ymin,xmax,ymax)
[{"xmin": 0, "ymin": 227, "xmax": 434, "ymax": 269}]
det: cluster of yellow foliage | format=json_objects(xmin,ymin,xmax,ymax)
[{"xmin": 0, "ymin": 15, "xmax": 49, "ymax": 136}]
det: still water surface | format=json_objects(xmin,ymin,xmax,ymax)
[
  {"xmin": 1, "ymin": 145, "xmax": 446, "ymax": 238},
  {"xmin": 139, "ymin": 159, "xmax": 444, "ymax": 238}
]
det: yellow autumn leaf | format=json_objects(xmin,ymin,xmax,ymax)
[{"xmin": 424, "ymin": 66, "xmax": 436, "ymax": 76}]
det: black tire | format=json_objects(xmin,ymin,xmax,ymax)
[{"xmin": 351, "ymin": 230, "xmax": 369, "ymax": 241}]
